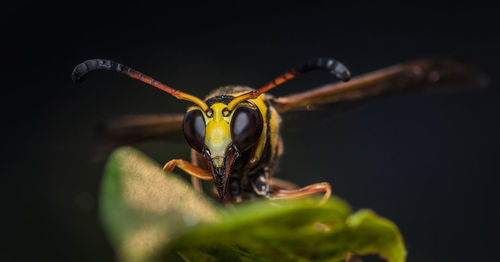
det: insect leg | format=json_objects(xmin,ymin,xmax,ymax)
[
  {"xmin": 270, "ymin": 182, "xmax": 331, "ymax": 203},
  {"xmin": 190, "ymin": 150, "xmax": 205, "ymax": 192},
  {"xmin": 269, "ymin": 178, "xmax": 299, "ymax": 191},
  {"xmin": 163, "ymin": 159, "xmax": 212, "ymax": 181}
]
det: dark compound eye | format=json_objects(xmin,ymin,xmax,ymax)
[
  {"xmin": 230, "ymin": 106, "xmax": 263, "ymax": 152},
  {"xmin": 183, "ymin": 109, "xmax": 206, "ymax": 152}
]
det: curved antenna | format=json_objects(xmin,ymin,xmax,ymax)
[
  {"xmin": 226, "ymin": 57, "xmax": 351, "ymax": 111},
  {"xmin": 72, "ymin": 59, "xmax": 209, "ymax": 112}
]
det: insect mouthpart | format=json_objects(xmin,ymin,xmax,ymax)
[
  {"xmin": 212, "ymin": 156, "xmax": 225, "ymax": 167},
  {"xmin": 204, "ymin": 145, "xmax": 240, "ymax": 199}
]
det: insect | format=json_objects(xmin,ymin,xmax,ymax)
[{"xmin": 72, "ymin": 58, "xmax": 485, "ymax": 203}]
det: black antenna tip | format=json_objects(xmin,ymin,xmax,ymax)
[
  {"xmin": 327, "ymin": 59, "xmax": 351, "ymax": 82},
  {"xmin": 333, "ymin": 65, "xmax": 351, "ymax": 82},
  {"xmin": 301, "ymin": 57, "xmax": 351, "ymax": 82},
  {"xmin": 71, "ymin": 62, "xmax": 89, "ymax": 83}
]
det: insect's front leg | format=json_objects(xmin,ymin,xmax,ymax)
[
  {"xmin": 163, "ymin": 159, "xmax": 212, "ymax": 181},
  {"xmin": 270, "ymin": 182, "xmax": 331, "ymax": 203},
  {"xmin": 190, "ymin": 150, "xmax": 206, "ymax": 192}
]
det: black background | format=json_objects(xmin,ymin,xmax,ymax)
[{"xmin": 5, "ymin": 1, "xmax": 499, "ymax": 261}]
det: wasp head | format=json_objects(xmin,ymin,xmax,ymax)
[{"xmin": 183, "ymin": 100, "xmax": 264, "ymax": 199}]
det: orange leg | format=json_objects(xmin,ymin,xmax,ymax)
[
  {"xmin": 190, "ymin": 150, "xmax": 204, "ymax": 192},
  {"xmin": 269, "ymin": 177, "xmax": 299, "ymax": 191},
  {"xmin": 163, "ymin": 159, "xmax": 213, "ymax": 181},
  {"xmin": 270, "ymin": 182, "xmax": 331, "ymax": 202}
]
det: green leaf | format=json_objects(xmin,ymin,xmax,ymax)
[
  {"xmin": 100, "ymin": 147, "xmax": 219, "ymax": 262},
  {"xmin": 178, "ymin": 245, "xmax": 273, "ymax": 262},
  {"xmin": 100, "ymin": 147, "xmax": 406, "ymax": 262},
  {"xmin": 167, "ymin": 200, "xmax": 406, "ymax": 262}
]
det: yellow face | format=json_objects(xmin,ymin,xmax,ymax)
[
  {"xmin": 182, "ymin": 94, "xmax": 268, "ymax": 199},
  {"xmin": 203, "ymin": 103, "xmax": 233, "ymax": 167}
]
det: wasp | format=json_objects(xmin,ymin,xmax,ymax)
[{"xmin": 72, "ymin": 58, "xmax": 485, "ymax": 203}]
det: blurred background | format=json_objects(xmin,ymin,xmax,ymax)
[{"xmin": 4, "ymin": 1, "xmax": 499, "ymax": 261}]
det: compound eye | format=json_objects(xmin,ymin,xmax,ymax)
[
  {"xmin": 183, "ymin": 109, "xmax": 206, "ymax": 152},
  {"xmin": 230, "ymin": 106, "xmax": 263, "ymax": 152}
]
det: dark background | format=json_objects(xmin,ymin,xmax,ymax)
[{"xmin": 5, "ymin": 1, "xmax": 499, "ymax": 261}]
